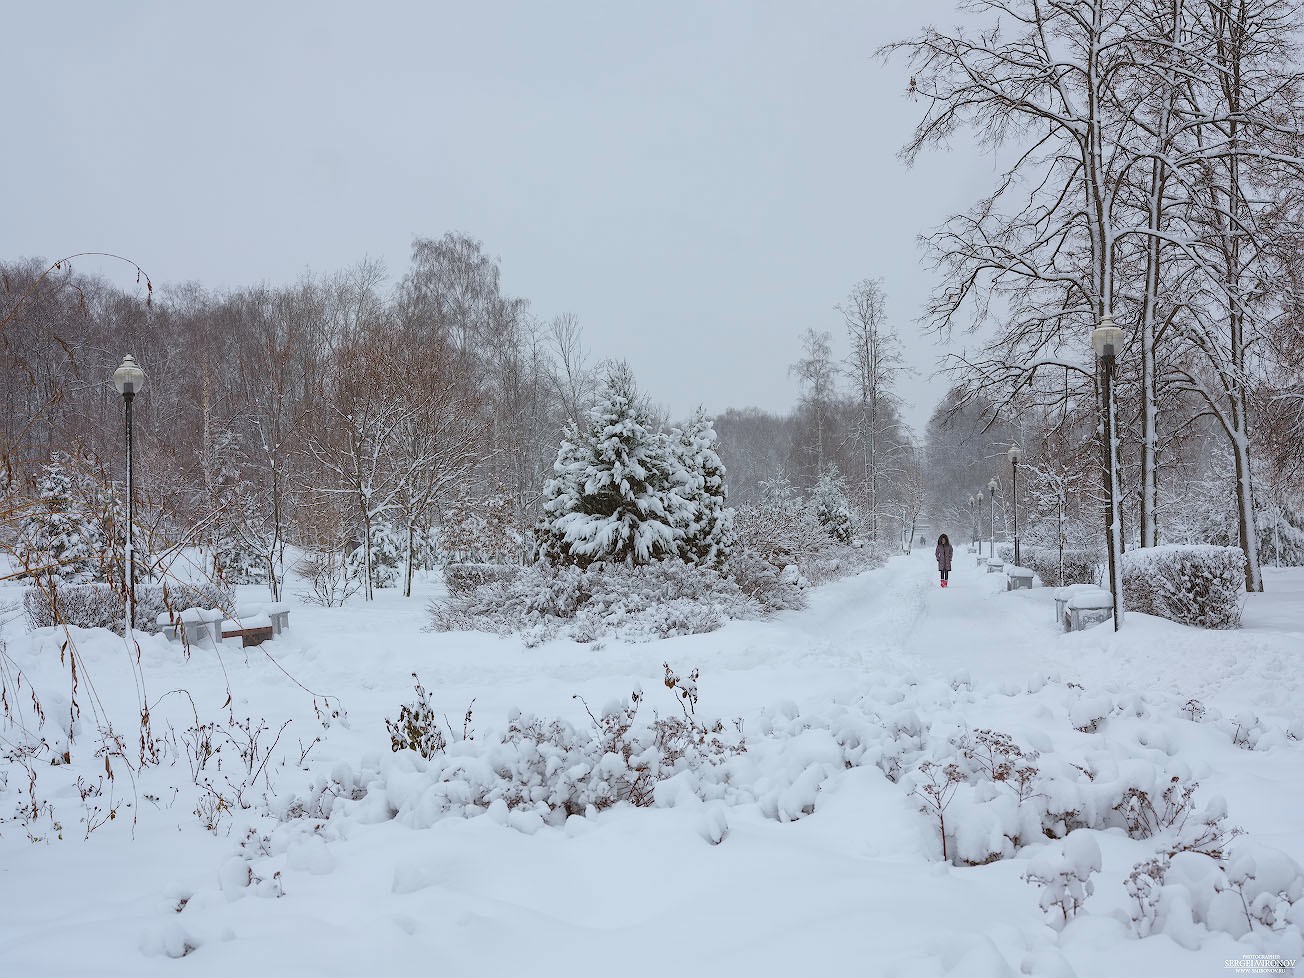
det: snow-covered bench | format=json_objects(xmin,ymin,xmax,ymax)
[
  {"xmin": 1005, "ymin": 566, "xmax": 1035, "ymax": 590},
  {"xmin": 176, "ymin": 607, "xmax": 224, "ymax": 649},
  {"xmin": 976, "ymin": 552, "xmax": 987, "ymax": 566},
  {"xmin": 1066, "ymin": 589, "xmax": 1114, "ymax": 631},
  {"xmin": 235, "ymin": 601, "xmax": 291, "ymax": 636},
  {"xmin": 156, "ymin": 612, "xmax": 183, "ymax": 642},
  {"xmin": 1053, "ymin": 584, "xmax": 1100, "ymax": 627},
  {"xmin": 986, "ymin": 559, "xmax": 1005, "ymax": 574},
  {"xmin": 222, "ymin": 612, "xmax": 273, "ymax": 648}
]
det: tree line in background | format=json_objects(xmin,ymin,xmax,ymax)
[
  {"xmin": 0, "ymin": 240, "xmax": 912, "ymax": 606},
  {"xmin": 0, "ymin": 235, "xmax": 608, "ymax": 601},
  {"xmin": 716, "ymin": 278, "xmax": 928, "ymax": 551},
  {"xmin": 890, "ymin": 0, "xmax": 1304, "ymax": 589}
]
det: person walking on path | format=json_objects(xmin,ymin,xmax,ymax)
[{"xmin": 935, "ymin": 533, "xmax": 954, "ymax": 588}]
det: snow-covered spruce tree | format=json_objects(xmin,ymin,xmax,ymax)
[
  {"xmin": 811, "ymin": 466, "xmax": 855, "ymax": 545},
  {"xmin": 16, "ymin": 453, "xmax": 104, "ymax": 584},
  {"xmin": 671, "ymin": 410, "xmax": 733, "ymax": 567},
  {"xmin": 538, "ymin": 364, "xmax": 687, "ymax": 567},
  {"xmin": 348, "ymin": 518, "xmax": 403, "ymax": 589}
]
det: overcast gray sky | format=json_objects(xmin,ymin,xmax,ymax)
[{"xmin": 5, "ymin": 0, "xmax": 992, "ymax": 434}]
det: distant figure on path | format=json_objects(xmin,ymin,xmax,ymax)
[{"xmin": 935, "ymin": 533, "xmax": 953, "ymax": 588}]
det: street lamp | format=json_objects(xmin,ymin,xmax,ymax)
[
  {"xmin": 113, "ymin": 355, "xmax": 145, "ymax": 631},
  {"xmin": 1091, "ymin": 317, "xmax": 1126, "ymax": 630},
  {"xmin": 968, "ymin": 494, "xmax": 977, "ymax": 547},
  {"xmin": 1008, "ymin": 443, "xmax": 1022, "ymax": 566},
  {"xmin": 988, "ymin": 477, "xmax": 998, "ymax": 559}
]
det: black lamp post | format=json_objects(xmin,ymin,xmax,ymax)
[
  {"xmin": 113, "ymin": 355, "xmax": 145, "ymax": 630},
  {"xmin": 988, "ymin": 477, "xmax": 998, "ymax": 559},
  {"xmin": 1092, "ymin": 317, "xmax": 1126, "ymax": 630},
  {"xmin": 1008, "ymin": 443, "xmax": 1022, "ymax": 566}
]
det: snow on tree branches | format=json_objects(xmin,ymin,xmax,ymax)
[{"xmin": 538, "ymin": 365, "xmax": 732, "ymax": 569}]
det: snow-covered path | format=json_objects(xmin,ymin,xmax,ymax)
[{"xmin": 2, "ymin": 554, "xmax": 1302, "ymax": 978}]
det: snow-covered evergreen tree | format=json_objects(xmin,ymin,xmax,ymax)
[
  {"xmin": 671, "ymin": 409, "xmax": 733, "ymax": 567},
  {"xmin": 812, "ymin": 466, "xmax": 855, "ymax": 545},
  {"xmin": 348, "ymin": 518, "xmax": 403, "ymax": 588},
  {"xmin": 17, "ymin": 454, "xmax": 104, "ymax": 583},
  {"xmin": 539, "ymin": 364, "xmax": 686, "ymax": 567}
]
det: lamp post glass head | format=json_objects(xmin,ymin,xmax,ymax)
[
  {"xmin": 989, "ymin": 478, "xmax": 998, "ymax": 495},
  {"xmin": 977, "ymin": 490, "xmax": 983, "ymax": 504},
  {"xmin": 113, "ymin": 355, "xmax": 146, "ymax": 396},
  {"xmin": 1091, "ymin": 318, "xmax": 1127, "ymax": 362},
  {"xmin": 1008, "ymin": 443, "xmax": 1022, "ymax": 465}
]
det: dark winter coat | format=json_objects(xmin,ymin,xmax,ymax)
[{"xmin": 935, "ymin": 540, "xmax": 954, "ymax": 572}]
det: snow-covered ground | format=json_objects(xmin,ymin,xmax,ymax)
[{"xmin": 2, "ymin": 552, "xmax": 1301, "ymax": 977}]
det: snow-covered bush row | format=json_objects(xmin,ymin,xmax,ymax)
[
  {"xmin": 994, "ymin": 545, "xmax": 1102, "ymax": 587},
  {"xmin": 22, "ymin": 581, "xmax": 234, "ymax": 633},
  {"xmin": 430, "ymin": 559, "xmax": 764, "ymax": 645},
  {"xmin": 273, "ymin": 668, "xmax": 1304, "ymax": 954},
  {"xmin": 290, "ymin": 666, "xmax": 747, "ymax": 823},
  {"xmin": 1121, "ymin": 544, "xmax": 1245, "ymax": 629}
]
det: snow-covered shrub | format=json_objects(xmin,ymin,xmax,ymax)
[
  {"xmin": 441, "ymin": 492, "xmax": 526, "ymax": 565},
  {"xmin": 731, "ymin": 478, "xmax": 829, "ymax": 571},
  {"xmin": 23, "ymin": 582, "xmax": 121, "ymax": 631},
  {"xmin": 385, "ymin": 673, "xmax": 474, "ymax": 758},
  {"xmin": 732, "ymin": 477, "xmax": 886, "ymax": 586},
  {"xmin": 906, "ymin": 760, "xmax": 964, "ymax": 862},
  {"xmin": 23, "ymin": 581, "xmax": 233, "ymax": 633},
  {"xmin": 295, "ymin": 550, "xmax": 360, "ymax": 607},
  {"xmin": 363, "ymin": 664, "xmax": 746, "ymax": 821},
  {"xmin": 443, "ymin": 562, "xmax": 521, "ymax": 595},
  {"xmin": 725, "ymin": 549, "xmax": 807, "ymax": 612},
  {"xmin": 1121, "ymin": 544, "xmax": 1244, "ymax": 629},
  {"xmin": 1126, "ymin": 834, "xmax": 1304, "ymax": 947},
  {"xmin": 1022, "ymin": 831, "xmax": 1102, "ymax": 929},
  {"xmin": 1115, "ymin": 774, "xmax": 1199, "ymax": 840},
  {"xmin": 956, "ymin": 728, "xmax": 1040, "ymax": 804},
  {"xmin": 431, "ymin": 558, "xmax": 762, "ymax": 644}
]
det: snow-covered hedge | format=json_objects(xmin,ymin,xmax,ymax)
[
  {"xmin": 23, "ymin": 581, "xmax": 234, "ymax": 634},
  {"xmin": 1021, "ymin": 547, "xmax": 1103, "ymax": 588},
  {"xmin": 443, "ymin": 562, "xmax": 521, "ymax": 595},
  {"xmin": 431, "ymin": 559, "xmax": 764, "ymax": 644},
  {"xmin": 1121, "ymin": 545, "xmax": 1244, "ymax": 629},
  {"xmin": 276, "ymin": 666, "xmax": 1304, "ymax": 956}
]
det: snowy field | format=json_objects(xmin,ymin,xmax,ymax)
[{"xmin": 2, "ymin": 551, "xmax": 1302, "ymax": 977}]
